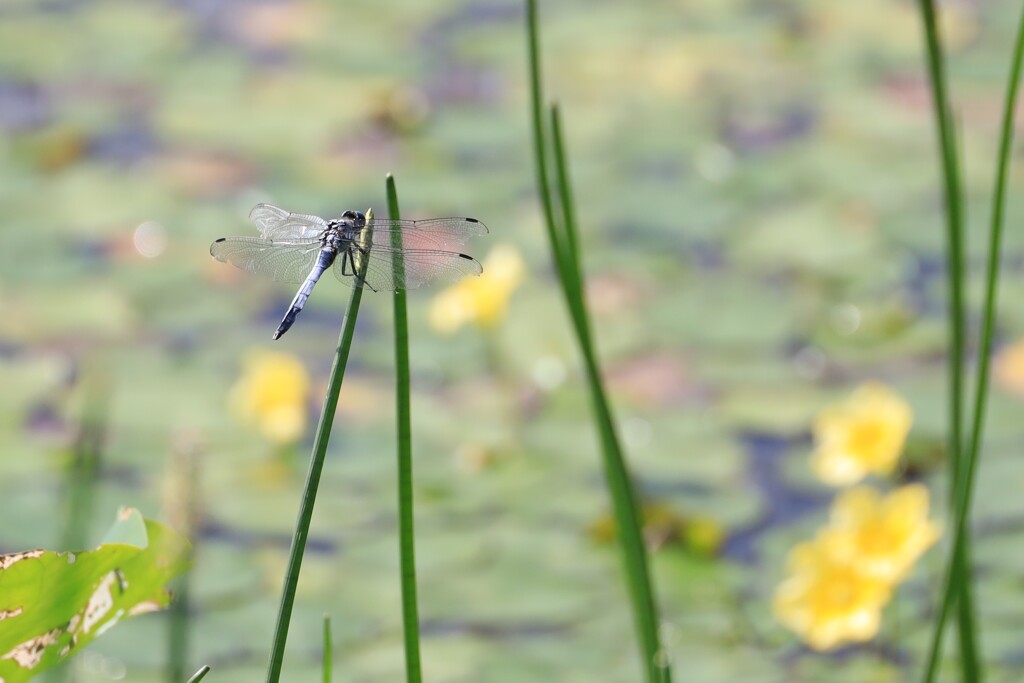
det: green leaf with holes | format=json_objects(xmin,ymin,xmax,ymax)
[{"xmin": 0, "ymin": 508, "xmax": 190, "ymax": 682}]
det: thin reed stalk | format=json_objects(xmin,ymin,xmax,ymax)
[{"xmin": 264, "ymin": 248, "xmax": 371, "ymax": 683}]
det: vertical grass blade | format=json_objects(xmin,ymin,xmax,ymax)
[
  {"xmin": 386, "ymin": 174, "xmax": 424, "ymax": 683},
  {"xmin": 61, "ymin": 372, "xmax": 110, "ymax": 552},
  {"xmin": 166, "ymin": 435, "xmax": 201, "ymax": 683},
  {"xmin": 322, "ymin": 615, "xmax": 332, "ymax": 683},
  {"xmin": 525, "ymin": 0, "xmax": 577, "ymax": 317},
  {"xmin": 264, "ymin": 249, "xmax": 371, "ymax": 683},
  {"xmin": 49, "ymin": 373, "xmax": 110, "ymax": 683},
  {"xmin": 167, "ymin": 577, "xmax": 192, "ymax": 683},
  {"xmin": 916, "ymin": 3, "xmax": 966, "ymax": 495},
  {"xmin": 526, "ymin": 3, "xmax": 670, "ymax": 680},
  {"xmin": 916, "ymin": 0, "xmax": 979, "ymax": 678},
  {"xmin": 922, "ymin": 3, "xmax": 1024, "ymax": 680},
  {"xmin": 550, "ymin": 106, "xmax": 588, "ymax": 338}
]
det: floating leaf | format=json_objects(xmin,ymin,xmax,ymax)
[{"xmin": 0, "ymin": 508, "xmax": 190, "ymax": 682}]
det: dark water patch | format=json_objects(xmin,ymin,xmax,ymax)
[
  {"xmin": 421, "ymin": 617, "xmax": 569, "ymax": 640},
  {"xmin": 719, "ymin": 105, "xmax": 818, "ymax": 155},
  {"xmin": 87, "ymin": 119, "xmax": 161, "ymax": 165},
  {"xmin": 779, "ymin": 641, "xmax": 911, "ymax": 668},
  {"xmin": 99, "ymin": 464, "xmax": 144, "ymax": 488},
  {"xmin": 200, "ymin": 519, "xmax": 339, "ymax": 554},
  {"xmin": 0, "ymin": 80, "xmax": 52, "ymax": 132},
  {"xmin": 420, "ymin": 0, "xmax": 521, "ymax": 50},
  {"xmin": 24, "ymin": 403, "xmax": 68, "ymax": 438},
  {"xmin": 905, "ymin": 253, "xmax": 943, "ymax": 316},
  {"xmin": 424, "ymin": 61, "xmax": 505, "ymax": 107},
  {"xmin": 721, "ymin": 431, "xmax": 829, "ymax": 563}
]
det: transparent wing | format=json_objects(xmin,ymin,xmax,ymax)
[
  {"xmin": 210, "ymin": 237, "xmax": 322, "ymax": 283},
  {"xmin": 333, "ymin": 244, "xmax": 482, "ymax": 291},
  {"xmin": 249, "ymin": 203, "xmax": 327, "ymax": 240},
  {"xmin": 367, "ymin": 217, "xmax": 488, "ymax": 251}
]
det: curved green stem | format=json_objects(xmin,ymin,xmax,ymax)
[
  {"xmin": 915, "ymin": 0, "xmax": 976, "ymax": 677},
  {"xmin": 525, "ymin": 3, "xmax": 670, "ymax": 680},
  {"xmin": 922, "ymin": 1, "xmax": 1024, "ymax": 679}
]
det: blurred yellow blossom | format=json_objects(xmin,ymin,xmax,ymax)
[
  {"xmin": 230, "ymin": 350, "xmax": 311, "ymax": 445},
  {"xmin": 429, "ymin": 244, "xmax": 524, "ymax": 334},
  {"xmin": 994, "ymin": 338, "xmax": 1024, "ymax": 398},
  {"xmin": 810, "ymin": 382, "xmax": 912, "ymax": 486},
  {"xmin": 826, "ymin": 484, "xmax": 940, "ymax": 584},
  {"xmin": 773, "ymin": 530, "xmax": 892, "ymax": 651},
  {"xmin": 682, "ymin": 516, "xmax": 726, "ymax": 558}
]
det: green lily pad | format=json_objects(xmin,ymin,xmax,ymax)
[{"xmin": 0, "ymin": 508, "xmax": 190, "ymax": 682}]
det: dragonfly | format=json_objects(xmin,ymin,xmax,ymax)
[{"xmin": 210, "ymin": 203, "xmax": 488, "ymax": 339}]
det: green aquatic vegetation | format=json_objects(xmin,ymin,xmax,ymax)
[
  {"xmin": 913, "ymin": 0, "xmax": 979, "ymax": 677},
  {"xmin": 387, "ymin": 175, "xmax": 424, "ymax": 683},
  {"xmin": 920, "ymin": 1, "xmax": 1024, "ymax": 680},
  {"xmin": 322, "ymin": 615, "xmax": 331, "ymax": 683},
  {"xmin": 526, "ymin": 1, "xmax": 670, "ymax": 681},
  {"xmin": 0, "ymin": 509, "xmax": 190, "ymax": 683}
]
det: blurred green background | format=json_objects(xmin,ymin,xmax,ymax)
[{"xmin": 3, "ymin": 0, "xmax": 1024, "ymax": 680}]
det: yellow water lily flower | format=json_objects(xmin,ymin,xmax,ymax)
[
  {"xmin": 994, "ymin": 338, "xmax": 1024, "ymax": 398},
  {"xmin": 429, "ymin": 244, "xmax": 524, "ymax": 334},
  {"xmin": 229, "ymin": 350, "xmax": 311, "ymax": 445},
  {"xmin": 810, "ymin": 382, "xmax": 912, "ymax": 485},
  {"xmin": 826, "ymin": 484, "xmax": 941, "ymax": 584},
  {"xmin": 773, "ymin": 530, "xmax": 892, "ymax": 651}
]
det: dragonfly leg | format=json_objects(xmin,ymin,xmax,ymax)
[{"xmin": 355, "ymin": 246, "xmax": 378, "ymax": 292}]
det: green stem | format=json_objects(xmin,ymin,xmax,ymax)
[
  {"xmin": 916, "ymin": 0, "xmax": 976, "ymax": 677},
  {"xmin": 61, "ymin": 372, "xmax": 109, "ymax": 552},
  {"xmin": 915, "ymin": 1, "xmax": 966, "ymax": 493},
  {"xmin": 548, "ymin": 102, "xmax": 670, "ymax": 683},
  {"xmin": 525, "ymin": 0, "xmax": 580, "ymax": 329},
  {"xmin": 322, "ymin": 615, "xmax": 332, "ymax": 683},
  {"xmin": 265, "ymin": 262, "xmax": 369, "ymax": 683},
  {"xmin": 922, "ymin": 2, "xmax": 1024, "ymax": 679},
  {"xmin": 550, "ymin": 105, "xmax": 590, "ymax": 340},
  {"xmin": 525, "ymin": 4, "xmax": 669, "ymax": 680},
  {"xmin": 167, "ymin": 577, "xmax": 191, "ymax": 683},
  {"xmin": 386, "ymin": 174, "xmax": 424, "ymax": 683}
]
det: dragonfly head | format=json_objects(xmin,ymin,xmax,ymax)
[{"xmin": 340, "ymin": 209, "xmax": 366, "ymax": 229}]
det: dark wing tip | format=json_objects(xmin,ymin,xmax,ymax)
[
  {"xmin": 210, "ymin": 238, "xmax": 226, "ymax": 259},
  {"xmin": 462, "ymin": 254, "xmax": 483, "ymax": 275}
]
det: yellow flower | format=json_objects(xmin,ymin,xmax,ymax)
[
  {"xmin": 994, "ymin": 338, "xmax": 1024, "ymax": 398},
  {"xmin": 428, "ymin": 244, "xmax": 524, "ymax": 334},
  {"xmin": 229, "ymin": 350, "xmax": 311, "ymax": 445},
  {"xmin": 773, "ymin": 530, "xmax": 892, "ymax": 651},
  {"xmin": 826, "ymin": 484, "xmax": 941, "ymax": 584},
  {"xmin": 810, "ymin": 382, "xmax": 912, "ymax": 485}
]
